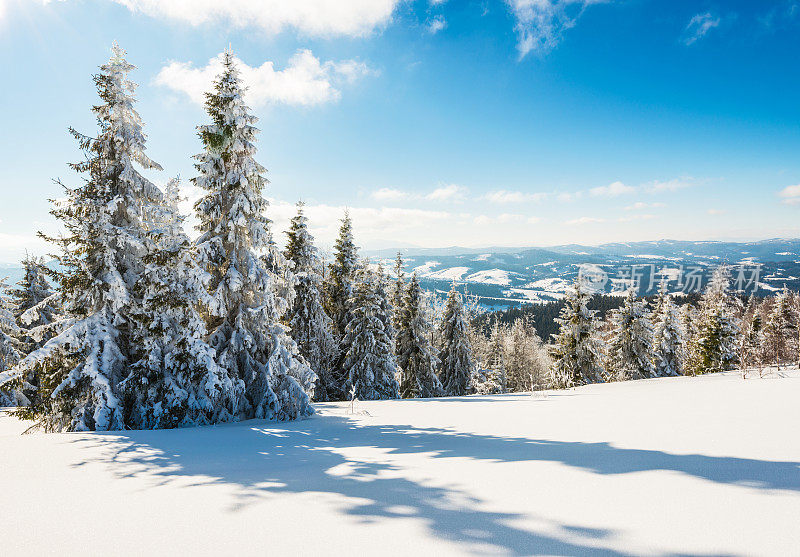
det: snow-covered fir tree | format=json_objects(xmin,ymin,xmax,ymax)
[
  {"xmin": 340, "ymin": 268, "xmax": 400, "ymax": 400},
  {"xmin": 686, "ymin": 266, "xmax": 741, "ymax": 375},
  {"xmin": 326, "ymin": 212, "xmax": 359, "ymax": 342},
  {"xmin": 192, "ymin": 50, "xmax": 315, "ymax": 421},
  {"xmin": 764, "ymin": 285, "xmax": 796, "ymax": 366},
  {"xmin": 0, "ymin": 279, "xmax": 24, "ymax": 406},
  {"xmin": 5, "ymin": 256, "xmax": 60, "ymax": 407},
  {"xmin": 472, "ymin": 321, "xmax": 507, "ymax": 394},
  {"xmin": 398, "ymin": 274, "xmax": 443, "ymax": 398},
  {"xmin": 121, "ymin": 177, "xmax": 243, "ymax": 429},
  {"xmin": 550, "ymin": 277, "xmax": 605, "ymax": 387},
  {"xmin": 652, "ymin": 282, "xmax": 685, "ymax": 376},
  {"xmin": 284, "ymin": 201, "xmax": 338, "ymax": 401},
  {"xmin": 391, "ymin": 252, "xmax": 405, "ymax": 334},
  {"xmin": 9, "ymin": 256, "xmax": 60, "ymax": 355},
  {"xmin": 7, "ymin": 44, "xmax": 164, "ymax": 431},
  {"xmin": 608, "ymin": 287, "xmax": 656, "ymax": 380},
  {"xmin": 437, "ymin": 283, "xmax": 475, "ymax": 396}
]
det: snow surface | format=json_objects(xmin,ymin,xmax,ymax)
[
  {"xmin": 464, "ymin": 269, "xmax": 512, "ymax": 286},
  {"xmin": 2, "ymin": 370, "xmax": 800, "ymax": 555}
]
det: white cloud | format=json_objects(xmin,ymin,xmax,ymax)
[
  {"xmin": 369, "ymin": 184, "xmax": 467, "ymax": 203},
  {"xmin": 683, "ymin": 12, "xmax": 721, "ymax": 45},
  {"xmin": 565, "ymin": 216, "xmax": 605, "ymax": 225},
  {"xmin": 589, "ymin": 181, "xmax": 635, "ymax": 197},
  {"xmin": 426, "ymin": 184, "xmax": 466, "ymax": 201},
  {"xmin": 624, "ymin": 201, "xmax": 665, "ymax": 211},
  {"xmin": 557, "ymin": 191, "xmax": 582, "ymax": 202},
  {"xmin": 155, "ymin": 49, "xmax": 374, "ymax": 107},
  {"xmin": 526, "ymin": 216, "xmax": 541, "ymax": 224},
  {"xmin": 645, "ymin": 178, "xmax": 694, "ymax": 193},
  {"xmin": 618, "ymin": 213, "xmax": 655, "ymax": 223},
  {"xmin": 507, "ymin": 0, "xmax": 608, "ymax": 58},
  {"xmin": 371, "ymin": 187, "xmax": 408, "ymax": 201},
  {"xmin": 109, "ymin": 0, "xmax": 400, "ymax": 38},
  {"xmin": 484, "ymin": 189, "xmax": 547, "ymax": 204},
  {"xmin": 707, "ymin": 208, "xmax": 726, "ymax": 215},
  {"xmin": 779, "ymin": 184, "xmax": 800, "ymax": 205},
  {"xmin": 427, "ymin": 15, "xmax": 446, "ymax": 34}
]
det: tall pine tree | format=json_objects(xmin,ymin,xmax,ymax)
[
  {"xmin": 192, "ymin": 50, "xmax": 315, "ymax": 421},
  {"xmin": 652, "ymin": 281, "xmax": 685, "ymax": 376},
  {"xmin": 608, "ymin": 287, "xmax": 655, "ymax": 380},
  {"xmin": 340, "ymin": 268, "xmax": 400, "ymax": 400},
  {"xmin": 550, "ymin": 277, "xmax": 605, "ymax": 387},
  {"xmin": 437, "ymin": 283, "xmax": 475, "ymax": 396},
  {"xmin": 7, "ymin": 44, "xmax": 163, "ymax": 431},
  {"xmin": 398, "ymin": 274, "xmax": 443, "ymax": 398},
  {"xmin": 284, "ymin": 201, "xmax": 338, "ymax": 401},
  {"xmin": 687, "ymin": 266, "xmax": 741, "ymax": 375},
  {"xmin": 122, "ymin": 177, "xmax": 243, "ymax": 429}
]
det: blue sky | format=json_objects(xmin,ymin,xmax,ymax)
[{"xmin": 2, "ymin": 0, "xmax": 800, "ymax": 262}]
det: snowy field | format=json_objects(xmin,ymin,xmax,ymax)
[{"xmin": 1, "ymin": 370, "xmax": 799, "ymax": 556}]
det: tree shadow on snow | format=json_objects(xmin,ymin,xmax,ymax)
[{"xmin": 64, "ymin": 411, "xmax": 790, "ymax": 555}]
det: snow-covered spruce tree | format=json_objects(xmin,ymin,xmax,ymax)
[
  {"xmin": 472, "ymin": 321, "xmax": 507, "ymax": 395},
  {"xmin": 0, "ymin": 279, "xmax": 25, "ymax": 406},
  {"xmin": 284, "ymin": 201, "xmax": 338, "ymax": 402},
  {"xmin": 764, "ymin": 286, "xmax": 796, "ymax": 367},
  {"xmin": 398, "ymin": 274, "xmax": 443, "ymax": 398},
  {"xmin": 391, "ymin": 252, "xmax": 406, "ymax": 334},
  {"xmin": 340, "ymin": 268, "xmax": 400, "ymax": 400},
  {"xmin": 608, "ymin": 287, "xmax": 655, "ymax": 381},
  {"xmin": 326, "ymin": 212, "xmax": 359, "ymax": 341},
  {"xmin": 652, "ymin": 283, "xmax": 685, "ymax": 377},
  {"xmin": 686, "ymin": 266, "xmax": 741, "ymax": 375},
  {"xmin": 437, "ymin": 283, "xmax": 476, "ymax": 396},
  {"xmin": 6, "ymin": 44, "xmax": 164, "ymax": 431},
  {"xmin": 192, "ymin": 51, "xmax": 315, "ymax": 421},
  {"xmin": 5, "ymin": 256, "xmax": 60, "ymax": 407},
  {"xmin": 121, "ymin": 177, "xmax": 243, "ymax": 429},
  {"xmin": 9, "ymin": 256, "xmax": 60, "ymax": 355},
  {"xmin": 549, "ymin": 277, "xmax": 605, "ymax": 387}
]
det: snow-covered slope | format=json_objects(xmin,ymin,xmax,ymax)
[{"xmin": 2, "ymin": 370, "xmax": 799, "ymax": 555}]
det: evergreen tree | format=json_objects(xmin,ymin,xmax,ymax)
[
  {"xmin": 326, "ymin": 212, "xmax": 359, "ymax": 342},
  {"xmin": 391, "ymin": 252, "xmax": 405, "ymax": 334},
  {"xmin": 284, "ymin": 201, "xmax": 338, "ymax": 401},
  {"xmin": 122, "ymin": 177, "xmax": 242, "ymax": 429},
  {"xmin": 472, "ymin": 321, "xmax": 507, "ymax": 394},
  {"xmin": 398, "ymin": 274, "xmax": 443, "ymax": 398},
  {"xmin": 437, "ymin": 283, "xmax": 475, "ymax": 396},
  {"xmin": 192, "ymin": 50, "xmax": 315, "ymax": 421},
  {"xmin": 6, "ymin": 256, "xmax": 60, "ymax": 406},
  {"xmin": 9, "ymin": 255, "xmax": 59, "ymax": 355},
  {"xmin": 687, "ymin": 266, "xmax": 741, "ymax": 375},
  {"xmin": 764, "ymin": 286, "xmax": 796, "ymax": 366},
  {"xmin": 340, "ymin": 268, "xmax": 400, "ymax": 400},
  {"xmin": 0, "ymin": 279, "xmax": 24, "ymax": 406},
  {"xmin": 550, "ymin": 277, "xmax": 605, "ymax": 387},
  {"xmin": 608, "ymin": 287, "xmax": 656, "ymax": 380},
  {"xmin": 8, "ymin": 44, "xmax": 163, "ymax": 431},
  {"xmin": 652, "ymin": 283, "xmax": 685, "ymax": 376}
]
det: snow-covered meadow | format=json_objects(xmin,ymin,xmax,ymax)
[{"xmin": 2, "ymin": 370, "xmax": 798, "ymax": 556}]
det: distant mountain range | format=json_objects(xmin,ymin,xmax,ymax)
[
  {"xmin": 3, "ymin": 239, "xmax": 799, "ymax": 311},
  {"xmin": 370, "ymin": 238, "xmax": 800, "ymax": 309}
]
